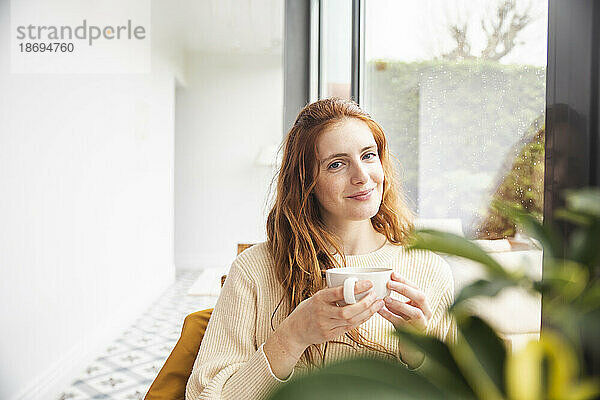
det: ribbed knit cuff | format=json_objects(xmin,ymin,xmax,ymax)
[{"xmin": 222, "ymin": 344, "xmax": 294, "ymax": 399}]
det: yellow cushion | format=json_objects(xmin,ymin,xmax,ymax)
[{"xmin": 145, "ymin": 308, "xmax": 213, "ymax": 400}]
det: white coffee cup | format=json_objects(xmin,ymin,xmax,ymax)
[{"xmin": 325, "ymin": 267, "xmax": 393, "ymax": 306}]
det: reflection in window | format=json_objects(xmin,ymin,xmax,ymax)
[
  {"xmin": 478, "ymin": 116, "xmax": 545, "ymax": 239},
  {"xmin": 363, "ymin": 0, "xmax": 548, "ymax": 239}
]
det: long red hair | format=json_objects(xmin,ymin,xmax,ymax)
[{"xmin": 266, "ymin": 98, "xmax": 414, "ymax": 367}]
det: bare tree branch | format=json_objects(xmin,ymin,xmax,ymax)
[
  {"xmin": 442, "ymin": 0, "xmax": 534, "ymax": 61},
  {"xmin": 442, "ymin": 23, "xmax": 474, "ymax": 60}
]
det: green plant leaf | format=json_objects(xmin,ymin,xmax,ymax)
[
  {"xmin": 451, "ymin": 278, "xmax": 517, "ymax": 310},
  {"xmin": 567, "ymin": 221, "xmax": 600, "ymax": 267},
  {"xmin": 457, "ymin": 316, "xmax": 507, "ymax": 397},
  {"xmin": 507, "ymin": 331, "xmax": 600, "ymax": 400},
  {"xmin": 409, "ymin": 230, "xmax": 508, "ymax": 277},
  {"xmin": 492, "ymin": 199, "xmax": 562, "ymax": 259},
  {"xmin": 393, "ymin": 329, "xmax": 476, "ymax": 399},
  {"xmin": 578, "ymin": 283, "xmax": 600, "ymax": 311},
  {"xmin": 542, "ymin": 261, "xmax": 589, "ymax": 302},
  {"xmin": 554, "ymin": 209, "xmax": 593, "ymax": 226},
  {"xmin": 267, "ymin": 357, "xmax": 449, "ymax": 400},
  {"xmin": 564, "ymin": 188, "xmax": 600, "ymax": 218}
]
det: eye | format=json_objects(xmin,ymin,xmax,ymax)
[
  {"xmin": 328, "ymin": 161, "xmax": 342, "ymax": 170},
  {"xmin": 363, "ymin": 152, "xmax": 377, "ymax": 160}
]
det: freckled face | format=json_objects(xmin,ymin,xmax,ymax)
[{"xmin": 313, "ymin": 118, "xmax": 384, "ymax": 227}]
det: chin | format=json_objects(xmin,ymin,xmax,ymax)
[{"xmin": 348, "ymin": 204, "xmax": 381, "ymax": 221}]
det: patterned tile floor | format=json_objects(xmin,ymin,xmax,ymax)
[{"xmin": 57, "ymin": 270, "xmax": 217, "ymax": 400}]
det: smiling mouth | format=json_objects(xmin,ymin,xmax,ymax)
[{"xmin": 348, "ymin": 188, "xmax": 374, "ymax": 199}]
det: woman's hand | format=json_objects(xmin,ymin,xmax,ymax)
[
  {"xmin": 377, "ymin": 271, "xmax": 432, "ymax": 368},
  {"xmin": 280, "ymin": 280, "xmax": 385, "ymax": 352},
  {"xmin": 264, "ymin": 280, "xmax": 383, "ymax": 380}
]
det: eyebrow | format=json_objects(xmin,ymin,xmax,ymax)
[{"xmin": 320, "ymin": 145, "xmax": 377, "ymax": 165}]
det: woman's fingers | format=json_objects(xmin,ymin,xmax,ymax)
[
  {"xmin": 344, "ymin": 298, "xmax": 385, "ymax": 326},
  {"xmin": 386, "ymin": 280, "xmax": 432, "ymax": 320},
  {"xmin": 385, "ymin": 298, "xmax": 424, "ymax": 320},
  {"xmin": 377, "ymin": 305, "xmax": 410, "ymax": 328},
  {"xmin": 387, "ymin": 280, "xmax": 422, "ymax": 304},
  {"xmin": 390, "ymin": 272, "xmax": 418, "ymax": 289},
  {"xmin": 326, "ymin": 288, "xmax": 384, "ymax": 336},
  {"xmin": 331, "ymin": 290, "xmax": 377, "ymax": 321},
  {"xmin": 318, "ymin": 280, "xmax": 373, "ymax": 304},
  {"xmin": 380, "ymin": 298, "xmax": 428, "ymax": 331},
  {"xmin": 331, "ymin": 299, "xmax": 385, "ymax": 336}
]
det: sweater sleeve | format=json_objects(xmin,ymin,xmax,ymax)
[
  {"xmin": 185, "ymin": 258, "xmax": 294, "ymax": 400},
  {"xmin": 406, "ymin": 260, "xmax": 457, "ymax": 372},
  {"xmin": 426, "ymin": 265, "xmax": 457, "ymax": 346}
]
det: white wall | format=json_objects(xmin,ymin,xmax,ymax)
[
  {"xmin": 175, "ymin": 52, "xmax": 283, "ymax": 271},
  {"xmin": 0, "ymin": 1, "xmax": 180, "ymax": 398}
]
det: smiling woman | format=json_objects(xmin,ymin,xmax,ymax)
[{"xmin": 184, "ymin": 98, "xmax": 456, "ymax": 400}]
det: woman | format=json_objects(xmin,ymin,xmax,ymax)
[{"xmin": 185, "ymin": 98, "xmax": 455, "ymax": 400}]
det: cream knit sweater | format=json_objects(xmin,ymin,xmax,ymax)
[{"xmin": 185, "ymin": 240, "xmax": 455, "ymax": 400}]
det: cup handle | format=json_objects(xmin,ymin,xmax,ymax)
[{"xmin": 343, "ymin": 277, "xmax": 358, "ymax": 305}]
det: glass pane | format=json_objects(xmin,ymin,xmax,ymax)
[
  {"xmin": 363, "ymin": 0, "xmax": 548, "ymax": 241},
  {"xmin": 320, "ymin": 0, "xmax": 352, "ymax": 99}
]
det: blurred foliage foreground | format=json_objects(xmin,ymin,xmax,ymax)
[{"xmin": 268, "ymin": 188, "xmax": 600, "ymax": 400}]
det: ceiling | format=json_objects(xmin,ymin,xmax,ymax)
[{"xmin": 153, "ymin": 0, "xmax": 283, "ymax": 56}]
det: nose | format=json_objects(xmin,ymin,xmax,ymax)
[{"xmin": 350, "ymin": 161, "xmax": 370, "ymax": 185}]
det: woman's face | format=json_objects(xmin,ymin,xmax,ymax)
[{"xmin": 313, "ymin": 118, "xmax": 384, "ymax": 228}]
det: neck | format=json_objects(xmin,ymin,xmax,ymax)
[{"xmin": 325, "ymin": 219, "xmax": 387, "ymax": 255}]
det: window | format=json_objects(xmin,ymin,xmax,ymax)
[
  {"xmin": 318, "ymin": 0, "xmax": 352, "ymax": 99},
  {"xmin": 360, "ymin": 0, "xmax": 549, "ymax": 241}
]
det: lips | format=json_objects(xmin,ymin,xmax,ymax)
[{"xmin": 348, "ymin": 188, "xmax": 374, "ymax": 198}]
